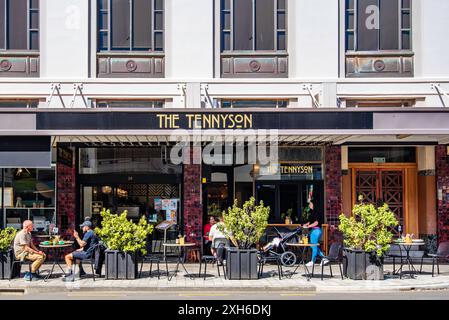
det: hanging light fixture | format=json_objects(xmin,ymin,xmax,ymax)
[{"xmin": 102, "ymin": 186, "xmax": 112, "ymax": 194}]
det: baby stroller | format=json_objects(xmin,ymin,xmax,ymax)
[{"xmin": 259, "ymin": 227, "xmax": 303, "ymax": 267}]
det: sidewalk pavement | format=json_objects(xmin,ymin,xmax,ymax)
[{"xmin": 1, "ymin": 262, "xmax": 449, "ymax": 294}]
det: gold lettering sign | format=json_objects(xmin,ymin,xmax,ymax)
[
  {"xmin": 156, "ymin": 113, "xmax": 253, "ymax": 129},
  {"xmin": 280, "ymin": 165, "xmax": 314, "ymax": 175},
  {"xmin": 260, "ymin": 164, "xmax": 314, "ymax": 176}
]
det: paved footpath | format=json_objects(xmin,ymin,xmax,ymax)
[{"xmin": 1, "ymin": 263, "xmax": 449, "ymax": 294}]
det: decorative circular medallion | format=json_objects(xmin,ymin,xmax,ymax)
[
  {"xmin": 126, "ymin": 60, "xmax": 137, "ymax": 72},
  {"xmin": 249, "ymin": 60, "xmax": 261, "ymax": 72},
  {"xmin": 0, "ymin": 59, "xmax": 12, "ymax": 72},
  {"xmin": 373, "ymin": 59, "xmax": 386, "ymax": 72}
]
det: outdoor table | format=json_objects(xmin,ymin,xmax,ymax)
[
  {"xmin": 163, "ymin": 243, "xmax": 197, "ymax": 281},
  {"xmin": 38, "ymin": 242, "xmax": 74, "ymax": 281},
  {"xmin": 394, "ymin": 240, "xmax": 424, "ymax": 279},
  {"xmin": 286, "ymin": 243, "xmax": 319, "ymax": 281}
]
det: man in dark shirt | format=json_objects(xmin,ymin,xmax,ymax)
[{"xmin": 62, "ymin": 221, "xmax": 98, "ymax": 281}]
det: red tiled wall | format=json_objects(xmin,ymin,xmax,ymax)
[
  {"xmin": 436, "ymin": 145, "xmax": 449, "ymax": 243},
  {"xmin": 325, "ymin": 145, "xmax": 343, "ymax": 242},
  {"xmin": 182, "ymin": 147, "xmax": 202, "ymax": 247},
  {"xmin": 56, "ymin": 154, "xmax": 76, "ymax": 238}
]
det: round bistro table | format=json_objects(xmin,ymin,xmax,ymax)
[
  {"xmin": 163, "ymin": 243, "xmax": 197, "ymax": 281},
  {"xmin": 39, "ymin": 242, "xmax": 74, "ymax": 281},
  {"xmin": 286, "ymin": 243, "xmax": 320, "ymax": 281},
  {"xmin": 393, "ymin": 240, "xmax": 425, "ymax": 279}
]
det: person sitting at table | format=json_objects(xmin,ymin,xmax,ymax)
[
  {"xmin": 62, "ymin": 220, "xmax": 98, "ymax": 281},
  {"xmin": 203, "ymin": 215, "xmax": 216, "ymax": 255},
  {"xmin": 302, "ymin": 201, "xmax": 329, "ymax": 267},
  {"xmin": 209, "ymin": 216, "xmax": 228, "ymax": 265},
  {"xmin": 13, "ymin": 220, "xmax": 46, "ymax": 281}
]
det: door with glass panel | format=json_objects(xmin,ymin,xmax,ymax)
[{"xmin": 354, "ymin": 169, "xmax": 404, "ymax": 226}]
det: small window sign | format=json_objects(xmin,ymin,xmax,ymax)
[{"xmin": 373, "ymin": 157, "xmax": 386, "ymax": 164}]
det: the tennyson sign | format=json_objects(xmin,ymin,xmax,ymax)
[
  {"xmin": 33, "ymin": 111, "xmax": 373, "ymax": 130},
  {"xmin": 156, "ymin": 113, "xmax": 253, "ymax": 129}
]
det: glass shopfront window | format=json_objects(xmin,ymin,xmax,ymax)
[
  {"xmin": 78, "ymin": 147, "xmax": 182, "ymax": 233},
  {"xmin": 79, "ymin": 147, "xmax": 182, "ymax": 175},
  {"xmin": 1, "ymin": 167, "xmax": 56, "ymax": 231},
  {"xmin": 254, "ymin": 147, "xmax": 324, "ymax": 223}
]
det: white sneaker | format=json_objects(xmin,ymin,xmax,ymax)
[
  {"xmin": 321, "ymin": 258, "xmax": 330, "ymax": 266},
  {"xmin": 305, "ymin": 261, "xmax": 314, "ymax": 267}
]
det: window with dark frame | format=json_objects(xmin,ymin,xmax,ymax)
[
  {"xmin": 345, "ymin": 0, "xmax": 411, "ymax": 52},
  {"xmin": 0, "ymin": 0, "xmax": 39, "ymax": 51},
  {"xmin": 219, "ymin": 99, "xmax": 288, "ymax": 108},
  {"xmin": 98, "ymin": 0, "xmax": 164, "ymax": 52},
  {"xmin": 221, "ymin": 0, "xmax": 286, "ymax": 52},
  {"xmin": 93, "ymin": 100, "xmax": 164, "ymax": 108}
]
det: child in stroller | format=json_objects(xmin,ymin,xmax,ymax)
[{"xmin": 259, "ymin": 227, "xmax": 303, "ymax": 267}]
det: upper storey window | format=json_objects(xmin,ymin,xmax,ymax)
[
  {"xmin": 345, "ymin": 0, "xmax": 413, "ymax": 77},
  {"xmin": 0, "ymin": 0, "xmax": 40, "ymax": 77},
  {"xmin": 98, "ymin": 0, "xmax": 163, "ymax": 52},
  {"xmin": 97, "ymin": 0, "xmax": 165, "ymax": 78},
  {"xmin": 220, "ymin": 0, "xmax": 288, "ymax": 78}
]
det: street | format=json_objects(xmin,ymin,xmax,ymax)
[{"xmin": 1, "ymin": 289, "xmax": 448, "ymax": 300}]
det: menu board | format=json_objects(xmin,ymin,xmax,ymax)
[{"xmin": 0, "ymin": 187, "xmax": 13, "ymax": 207}]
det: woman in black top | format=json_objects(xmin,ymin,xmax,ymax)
[{"xmin": 302, "ymin": 201, "xmax": 327, "ymax": 267}]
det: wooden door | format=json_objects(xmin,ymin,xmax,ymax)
[{"xmin": 354, "ymin": 169, "xmax": 404, "ymax": 226}]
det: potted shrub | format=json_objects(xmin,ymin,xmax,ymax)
[
  {"xmin": 338, "ymin": 196, "xmax": 398, "ymax": 280},
  {"xmin": 220, "ymin": 197, "xmax": 269, "ymax": 280},
  {"xmin": 95, "ymin": 209, "xmax": 153, "ymax": 279},
  {"xmin": 0, "ymin": 227, "xmax": 17, "ymax": 280}
]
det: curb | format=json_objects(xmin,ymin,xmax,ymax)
[{"xmin": 2, "ymin": 285, "xmax": 316, "ymax": 294}]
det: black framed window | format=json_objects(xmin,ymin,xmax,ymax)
[
  {"xmin": 221, "ymin": 0, "xmax": 286, "ymax": 52},
  {"xmin": 345, "ymin": 0, "xmax": 411, "ymax": 51},
  {"xmin": 219, "ymin": 99, "xmax": 288, "ymax": 108},
  {"xmin": 0, "ymin": 0, "xmax": 39, "ymax": 51},
  {"xmin": 98, "ymin": 0, "xmax": 164, "ymax": 52}
]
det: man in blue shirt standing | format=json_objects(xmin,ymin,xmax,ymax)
[{"xmin": 62, "ymin": 220, "xmax": 98, "ymax": 281}]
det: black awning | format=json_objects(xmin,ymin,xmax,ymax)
[{"xmin": 0, "ymin": 136, "xmax": 51, "ymax": 168}]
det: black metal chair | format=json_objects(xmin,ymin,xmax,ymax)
[
  {"xmin": 312, "ymin": 242, "xmax": 344, "ymax": 280},
  {"xmin": 10, "ymin": 258, "xmax": 33, "ymax": 281},
  {"xmin": 198, "ymin": 238, "xmax": 228, "ymax": 280},
  {"xmin": 139, "ymin": 235, "xmax": 167, "ymax": 279},
  {"xmin": 420, "ymin": 241, "xmax": 449, "ymax": 277},
  {"xmin": 139, "ymin": 251, "xmax": 165, "ymax": 279},
  {"xmin": 257, "ymin": 252, "xmax": 283, "ymax": 280},
  {"xmin": 385, "ymin": 244, "xmax": 405, "ymax": 278},
  {"xmin": 73, "ymin": 244, "xmax": 102, "ymax": 281}
]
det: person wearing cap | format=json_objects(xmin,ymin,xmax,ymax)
[{"xmin": 62, "ymin": 220, "xmax": 98, "ymax": 280}]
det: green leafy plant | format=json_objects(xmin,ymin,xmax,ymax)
[
  {"xmin": 207, "ymin": 203, "xmax": 222, "ymax": 219},
  {"xmin": 281, "ymin": 208, "xmax": 294, "ymax": 223},
  {"xmin": 220, "ymin": 197, "xmax": 270, "ymax": 249},
  {"xmin": 0, "ymin": 227, "xmax": 17, "ymax": 252},
  {"xmin": 95, "ymin": 208, "xmax": 154, "ymax": 255},
  {"xmin": 302, "ymin": 205, "xmax": 311, "ymax": 223},
  {"xmin": 338, "ymin": 195, "xmax": 398, "ymax": 257}
]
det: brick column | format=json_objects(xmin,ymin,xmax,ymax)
[
  {"xmin": 325, "ymin": 145, "xmax": 343, "ymax": 243},
  {"xmin": 56, "ymin": 150, "xmax": 77, "ymax": 238},
  {"xmin": 182, "ymin": 147, "xmax": 202, "ymax": 247},
  {"xmin": 436, "ymin": 145, "xmax": 449, "ymax": 243}
]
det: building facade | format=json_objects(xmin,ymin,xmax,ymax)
[{"xmin": 1, "ymin": 0, "xmax": 449, "ymax": 250}]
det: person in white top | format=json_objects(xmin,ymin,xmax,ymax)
[{"xmin": 208, "ymin": 216, "xmax": 228, "ymax": 263}]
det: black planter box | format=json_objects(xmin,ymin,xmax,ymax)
[
  {"xmin": 0, "ymin": 250, "xmax": 14, "ymax": 280},
  {"xmin": 226, "ymin": 248, "xmax": 258, "ymax": 280},
  {"xmin": 105, "ymin": 250, "xmax": 138, "ymax": 280},
  {"xmin": 343, "ymin": 248, "xmax": 384, "ymax": 280}
]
